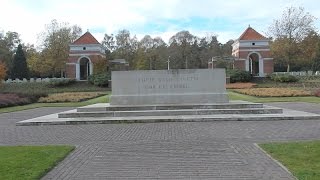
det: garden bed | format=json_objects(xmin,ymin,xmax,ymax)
[
  {"xmin": 0, "ymin": 93, "xmax": 34, "ymax": 108},
  {"xmin": 38, "ymin": 92, "xmax": 106, "ymax": 103},
  {"xmin": 226, "ymin": 82, "xmax": 257, "ymax": 89},
  {"xmin": 232, "ymin": 88, "xmax": 311, "ymax": 97}
]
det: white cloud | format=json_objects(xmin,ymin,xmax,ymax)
[{"xmin": 1, "ymin": 0, "xmax": 319, "ymax": 46}]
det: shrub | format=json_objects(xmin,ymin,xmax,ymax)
[
  {"xmin": 228, "ymin": 69, "xmax": 252, "ymax": 83},
  {"xmin": 48, "ymin": 78, "xmax": 76, "ymax": 87},
  {"xmin": 88, "ymin": 73, "xmax": 110, "ymax": 87},
  {"xmin": 0, "ymin": 93, "xmax": 34, "ymax": 108},
  {"xmin": 270, "ymin": 74, "xmax": 298, "ymax": 83},
  {"xmin": 314, "ymin": 89, "xmax": 320, "ymax": 97}
]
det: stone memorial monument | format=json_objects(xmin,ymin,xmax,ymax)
[
  {"xmin": 110, "ymin": 69, "xmax": 229, "ymax": 105},
  {"xmin": 18, "ymin": 68, "xmax": 320, "ymax": 126}
]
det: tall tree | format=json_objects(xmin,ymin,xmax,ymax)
[
  {"xmin": 311, "ymin": 42, "xmax": 320, "ymax": 72},
  {"xmin": 0, "ymin": 61, "xmax": 6, "ymax": 82},
  {"xmin": 0, "ymin": 31, "xmax": 21, "ymax": 70},
  {"xmin": 198, "ymin": 37, "xmax": 210, "ymax": 68},
  {"xmin": 101, "ymin": 33, "xmax": 116, "ymax": 59},
  {"xmin": 299, "ymin": 31, "xmax": 319, "ymax": 70},
  {"xmin": 268, "ymin": 6, "xmax": 315, "ymax": 72},
  {"xmin": 169, "ymin": 31, "xmax": 197, "ymax": 69},
  {"xmin": 11, "ymin": 44, "xmax": 29, "ymax": 79},
  {"xmin": 40, "ymin": 19, "xmax": 82, "ymax": 77},
  {"xmin": 113, "ymin": 29, "xmax": 138, "ymax": 69},
  {"xmin": 134, "ymin": 35, "xmax": 167, "ymax": 70}
]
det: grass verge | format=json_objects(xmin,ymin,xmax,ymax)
[
  {"xmin": 260, "ymin": 141, "xmax": 320, "ymax": 180},
  {"xmin": 228, "ymin": 91, "xmax": 320, "ymax": 103},
  {"xmin": 0, "ymin": 94, "xmax": 109, "ymax": 113},
  {"xmin": 0, "ymin": 145, "xmax": 74, "ymax": 180}
]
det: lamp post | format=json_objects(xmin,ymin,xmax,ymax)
[
  {"xmin": 211, "ymin": 57, "xmax": 214, "ymax": 69},
  {"xmin": 209, "ymin": 57, "xmax": 216, "ymax": 69},
  {"xmin": 167, "ymin": 56, "xmax": 170, "ymax": 70},
  {"xmin": 185, "ymin": 57, "xmax": 188, "ymax": 69}
]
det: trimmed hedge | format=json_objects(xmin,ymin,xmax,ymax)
[
  {"xmin": 228, "ymin": 69, "xmax": 252, "ymax": 83},
  {"xmin": 88, "ymin": 73, "xmax": 110, "ymax": 87},
  {"xmin": 270, "ymin": 74, "xmax": 298, "ymax": 83},
  {"xmin": 0, "ymin": 93, "xmax": 35, "ymax": 108},
  {"xmin": 315, "ymin": 89, "xmax": 320, "ymax": 97},
  {"xmin": 48, "ymin": 78, "xmax": 76, "ymax": 87}
]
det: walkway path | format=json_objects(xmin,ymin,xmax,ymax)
[{"xmin": 0, "ymin": 102, "xmax": 320, "ymax": 179}]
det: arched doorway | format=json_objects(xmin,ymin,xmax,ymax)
[
  {"xmin": 248, "ymin": 53, "xmax": 259, "ymax": 76},
  {"xmin": 79, "ymin": 57, "xmax": 90, "ymax": 80}
]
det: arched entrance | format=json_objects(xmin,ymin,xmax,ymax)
[
  {"xmin": 79, "ymin": 57, "xmax": 91, "ymax": 80},
  {"xmin": 248, "ymin": 53, "xmax": 260, "ymax": 76}
]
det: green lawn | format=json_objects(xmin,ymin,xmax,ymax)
[
  {"xmin": 0, "ymin": 94, "xmax": 109, "ymax": 113},
  {"xmin": 0, "ymin": 145, "xmax": 74, "ymax": 180},
  {"xmin": 228, "ymin": 91, "xmax": 320, "ymax": 103},
  {"xmin": 260, "ymin": 141, "xmax": 320, "ymax": 180}
]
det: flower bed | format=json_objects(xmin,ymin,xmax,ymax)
[
  {"xmin": 0, "ymin": 93, "xmax": 33, "ymax": 108},
  {"xmin": 226, "ymin": 82, "xmax": 257, "ymax": 89},
  {"xmin": 233, "ymin": 88, "xmax": 312, "ymax": 97},
  {"xmin": 38, "ymin": 92, "xmax": 105, "ymax": 103}
]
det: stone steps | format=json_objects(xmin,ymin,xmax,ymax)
[
  {"xmin": 77, "ymin": 103, "xmax": 264, "ymax": 112},
  {"xmin": 16, "ymin": 108, "xmax": 320, "ymax": 126},
  {"xmin": 59, "ymin": 107, "xmax": 283, "ymax": 118},
  {"xmin": 15, "ymin": 101, "xmax": 320, "ymax": 126}
]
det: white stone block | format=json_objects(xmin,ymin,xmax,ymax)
[{"xmin": 110, "ymin": 69, "xmax": 229, "ymax": 105}]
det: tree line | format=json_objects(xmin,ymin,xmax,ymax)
[
  {"xmin": 102, "ymin": 29, "xmax": 233, "ymax": 71},
  {"xmin": 0, "ymin": 6, "xmax": 320, "ymax": 80}
]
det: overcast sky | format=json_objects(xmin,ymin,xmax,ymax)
[{"xmin": 1, "ymin": 0, "xmax": 320, "ymax": 46}]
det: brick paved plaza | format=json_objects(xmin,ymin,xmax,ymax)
[{"xmin": 1, "ymin": 102, "xmax": 320, "ymax": 179}]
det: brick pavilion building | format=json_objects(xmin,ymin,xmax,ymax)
[
  {"xmin": 232, "ymin": 26, "xmax": 273, "ymax": 77},
  {"xmin": 66, "ymin": 31, "xmax": 106, "ymax": 80}
]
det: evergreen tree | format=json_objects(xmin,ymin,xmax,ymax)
[{"xmin": 11, "ymin": 44, "xmax": 29, "ymax": 79}]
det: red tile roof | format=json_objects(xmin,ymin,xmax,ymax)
[
  {"xmin": 72, "ymin": 31, "xmax": 100, "ymax": 45},
  {"xmin": 239, "ymin": 27, "xmax": 267, "ymax": 40}
]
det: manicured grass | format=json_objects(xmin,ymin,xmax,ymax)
[
  {"xmin": 0, "ymin": 94, "xmax": 109, "ymax": 113},
  {"xmin": 260, "ymin": 141, "xmax": 320, "ymax": 180},
  {"xmin": 0, "ymin": 145, "xmax": 74, "ymax": 180},
  {"xmin": 228, "ymin": 91, "xmax": 320, "ymax": 103}
]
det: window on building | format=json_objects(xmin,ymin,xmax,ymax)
[
  {"xmin": 83, "ymin": 47, "xmax": 86, "ymax": 50},
  {"xmin": 252, "ymin": 43, "xmax": 255, "ymax": 45}
]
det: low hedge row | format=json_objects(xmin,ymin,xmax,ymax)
[
  {"xmin": 270, "ymin": 74, "xmax": 299, "ymax": 83},
  {"xmin": 0, "ymin": 93, "xmax": 36, "ymax": 108}
]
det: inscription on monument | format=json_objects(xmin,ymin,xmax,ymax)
[{"xmin": 138, "ymin": 76, "xmax": 199, "ymax": 90}]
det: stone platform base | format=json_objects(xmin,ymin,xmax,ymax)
[{"xmin": 16, "ymin": 101, "xmax": 320, "ymax": 126}]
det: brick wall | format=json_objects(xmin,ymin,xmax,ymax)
[
  {"xmin": 234, "ymin": 60, "xmax": 246, "ymax": 71},
  {"xmin": 264, "ymin": 60, "xmax": 274, "ymax": 74},
  {"xmin": 68, "ymin": 56, "xmax": 79, "ymax": 63},
  {"xmin": 66, "ymin": 64, "xmax": 76, "ymax": 79}
]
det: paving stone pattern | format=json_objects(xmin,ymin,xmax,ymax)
[{"xmin": 1, "ymin": 103, "xmax": 320, "ymax": 179}]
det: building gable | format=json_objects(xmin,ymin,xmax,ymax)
[
  {"xmin": 238, "ymin": 26, "xmax": 267, "ymax": 40},
  {"xmin": 72, "ymin": 31, "xmax": 100, "ymax": 45}
]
